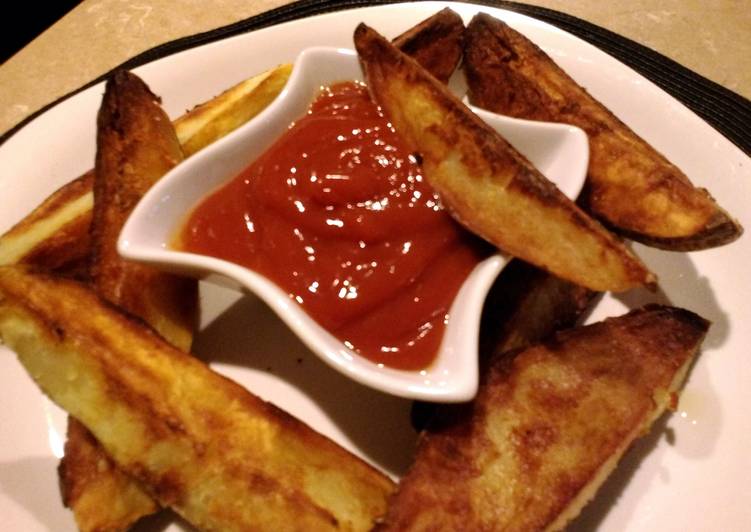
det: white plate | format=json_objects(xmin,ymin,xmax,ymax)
[{"xmin": 0, "ymin": 2, "xmax": 749, "ymax": 530}]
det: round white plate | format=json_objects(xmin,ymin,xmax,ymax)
[{"xmin": 0, "ymin": 2, "xmax": 749, "ymax": 530}]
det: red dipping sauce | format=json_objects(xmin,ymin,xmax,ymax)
[{"xmin": 179, "ymin": 82, "xmax": 488, "ymax": 370}]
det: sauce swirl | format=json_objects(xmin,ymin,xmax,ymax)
[{"xmin": 179, "ymin": 82, "xmax": 488, "ymax": 370}]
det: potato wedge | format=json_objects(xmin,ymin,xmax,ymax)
[
  {"xmin": 412, "ymin": 259, "xmax": 596, "ymax": 433},
  {"xmin": 0, "ymin": 170, "xmax": 93, "ymax": 278},
  {"xmin": 59, "ymin": 419, "xmax": 159, "ymax": 532},
  {"xmin": 354, "ymin": 24, "xmax": 653, "ymax": 292},
  {"xmin": 391, "ymin": 7, "xmax": 464, "ymax": 84},
  {"xmin": 463, "ymin": 13, "xmax": 742, "ymax": 250},
  {"xmin": 0, "ymin": 266, "xmax": 394, "ymax": 531},
  {"xmin": 174, "ymin": 63, "xmax": 292, "ymax": 156},
  {"xmin": 90, "ymin": 69, "xmax": 197, "ymax": 350},
  {"xmin": 380, "ymin": 305, "xmax": 709, "ymax": 531}
]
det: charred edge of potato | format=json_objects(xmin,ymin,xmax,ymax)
[
  {"xmin": 604, "ymin": 205, "xmax": 744, "ymax": 251},
  {"xmin": 91, "ymin": 69, "xmax": 196, "ymax": 351},
  {"xmin": 392, "ymin": 7, "xmax": 465, "ymax": 83},
  {"xmin": 0, "ymin": 266, "xmax": 394, "ymax": 531},
  {"xmin": 59, "ymin": 418, "xmax": 158, "ymax": 532},
  {"xmin": 380, "ymin": 305, "xmax": 709, "ymax": 531},
  {"xmin": 463, "ymin": 13, "xmax": 742, "ymax": 250},
  {"xmin": 354, "ymin": 23, "xmax": 654, "ymax": 292}
]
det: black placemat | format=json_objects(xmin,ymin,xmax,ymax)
[{"xmin": 2, "ymin": 0, "xmax": 749, "ymax": 155}]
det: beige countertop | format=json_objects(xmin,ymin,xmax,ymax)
[{"xmin": 1, "ymin": 0, "xmax": 749, "ymax": 136}]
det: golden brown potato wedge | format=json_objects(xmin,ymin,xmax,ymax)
[
  {"xmin": 0, "ymin": 266, "xmax": 394, "ymax": 531},
  {"xmin": 354, "ymin": 24, "xmax": 653, "ymax": 292},
  {"xmin": 59, "ymin": 419, "xmax": 159, "ymax": 532},
  {"xmin": 61, "ymin": 418, "xmax": 154, "ymax": 532},
  {"xmin": 174, "ymin": 63, "xmax": 292, "ymax": 156},
  {"xmin": 0, "ymin": 170, "xmax": 93, "ymax": 278},
  {"xmin": 463, "ymin": 13, "xmax": 742, "ymax": 250},
  {"xmin": 90, "ymin": 69, "xmax": 197, "ymax": 350},
  {"xmin": 391, "ymin": 7, "xmax": 464, "ymax": 83},
  {"xmin": 380, "ymin": 305, "xmax": 709, "ymax": 531}
]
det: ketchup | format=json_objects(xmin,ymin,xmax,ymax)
[{"xmin": 179, "ymin": 82, "xmax": 488, "ymax": 370}]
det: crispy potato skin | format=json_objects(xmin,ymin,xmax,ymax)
[
  {"xmin": 391, "ymin": 7, "xmax": 464, "ymax": 83},
  {"xmin": 0, "ymin": 266, "xmax": 394, "ymax": 531},
  {"xmin": 463, "ymin": 13, "xmax": 742, "ymax": 250},
  {"xmin": 380, "ymin": 305, "xmax": 709, "ymax": 531},
  {"xmin": 354, "ymin": 24, "xmax": 653, "ymax": 292},
  {"xmin": 59, "ymin": 418, "xmax": 159, "ymax": 532},
  {"xmin": 91, "ymin": 70, "xmax": 197, "ymax": 351}
]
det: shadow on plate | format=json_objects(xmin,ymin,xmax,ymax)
[
  {"xmin": 131, "ymin": 508, "xmax": 196, "ymax": 532},
  {"xmin": 0, "ymin": 456, "xmax": 75, "ymax": 530},
  {"xmin": 191, "ymin": 290, "xmax": 418, "ymax": 477},
  {"xmin": 613, "ymin": 244, "xmax": 730, "ymax": 350}
]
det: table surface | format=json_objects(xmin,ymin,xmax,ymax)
[{"xmin": 1, "ymin": 0, "xmax": 749, "ymax": 137}]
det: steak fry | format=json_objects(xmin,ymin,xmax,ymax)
[
  {"xmin": 463, "ymin": 13, "xmax": 742, "ymax": 250},
  {"xmin": 0, "ymin": 266, "xmax": 395, "ymax": 531},
  {"xmin": 90, "ymin": 70, "xmax": 197, "ymax": 349},
  {"xmin": 354, "ymin": 24, "xmax": 654, "ymax": 293},
  {"xmin": 381, "ymin": 305, "xmax": 709, "ymax": 531}
]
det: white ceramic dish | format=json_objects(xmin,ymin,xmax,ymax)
[
  {"xmin": 118, "ymin": 45, "xmax": 588, "ymax": 403},
  {"xmin": 1, "ymin": 3, "xmax": 749, "ymax": 531}
]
